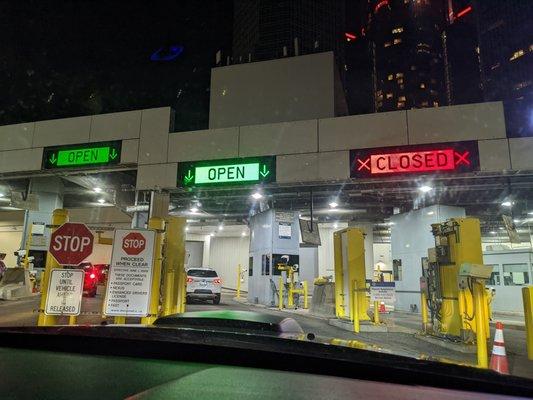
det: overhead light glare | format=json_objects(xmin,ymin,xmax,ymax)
[
  {"xmin": 329, "ymin": 201, "xmax": 338, "ymax": 208},
  {"xmin": 251, "ymin": 192, "xmax": 263, "ymax": 200},
  {"xmin": 94, "ymin": 187, "xmax": 102, "ymax": 193},
  {"xmin": 419, "ymin": 185, "xmax": 433, "ymax": 193}
]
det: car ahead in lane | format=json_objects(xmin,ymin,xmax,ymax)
[
  {"xmin": 80, "ymin": 262, "xmax": 99, "ymax": 297},
  {"xmin": 186, "ymin": 267, "xmax": 221, "ymax": 304}
]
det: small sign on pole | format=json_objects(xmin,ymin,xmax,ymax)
[
  {"xmin": 370, "ymin": 282, "xmax": 396, "ymax": 303},
  {"xmin": 45, "ymin": 269, "xmax": 84, "ymax": 315},
  {"xmin": 104, "ymin": 229, "xmax": 156, "ymax": 317}
]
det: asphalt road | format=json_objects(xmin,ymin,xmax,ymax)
[{"xmin": 0, "ymin": 291, "xmax": 531, "ymax": 379}]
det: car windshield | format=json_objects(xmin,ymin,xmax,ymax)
[
  {"xmin": 0, "ymin": 0, "xmax": 532, "ymax": 385},
  {"xmin": 188, "ymin": 269, "xmax": 218, "ymax": 278}
]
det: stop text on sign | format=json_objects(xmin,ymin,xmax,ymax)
[
  {"xmin": 350, "ymin": 141, "xmax": 479, "ymax": 178},
  {"xmin": 48, "ymin": 222, "xmax": 94, "ymax": 266},
  {"xmin": 178, "ymin": 156, "xmax": 276, "ymax": 187},
  {"xmin": 43, "ymin": 141, "xmax": 121, "ymax": 169},
  {"xmin": 122, "ymin": 232, "xmax": 147, "ymax": 256}
]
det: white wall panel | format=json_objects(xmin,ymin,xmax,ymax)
[
  {"xmin": 209, "ymin": 236, "xmax": 250, "ymax": 291},
  {"xmin": 90, "ymin": 110, "xmax": 141, "ymax": 142},
  {"xmin": 0, "ymin": 122, "xmax": 35, "ymax": 151},
  {"xmin": 0, "ymin": 148, "xmax": 43, "ymax": 173},
  {"xmin": 33, "ymin": 116, "xmax": 91, "ymax": 147}
]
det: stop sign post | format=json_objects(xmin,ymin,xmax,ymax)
[{"xmin": 49, "ymin": 223, "xmax": 94, "ymax": 266}]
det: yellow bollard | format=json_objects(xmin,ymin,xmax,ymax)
[
  {"xmin": 38, "ymin": 209, "xmax": 68, "ymax": 326},
  {"xmin": 114, "ymin": 316, "xmax": 125, "ymax": 324},
  {"xmin": 141, "ymin": 217, "xmax": 165, "ymax": 325},
  {"xmin": 352, "ymin": 280, "xmax": 360, "ymax": 333},
  {"xmin": 473, "ymin": 281, "xmax": 488, "ymax": 368},
  {"xmin": 68, "ymin": 315, "xmax": 77, "ymax": 325},
  {"xmin": 373, "ymin": 301, "xmax": 380, "ymax": 325},
  {"xmin": 421, "ymin": 291, "xmax": 429, "ymax": 332},
  {"xmin": 523, "ymin": 286, "xmax": 533, "ymax": 360},
  {"xmin": 237, "ymin": 264, "xmax": 241, "ymax": 299},
  {"xmin": 278, "ymin": 276, "xmax": 284, "ymax": 310},
  {"xmin": 303, "ymin": 281, "xmax": 308, "ymax": 309},
  {"xmin": 179, "ymin": 266, "xmax": 187, "ymax": 313}
]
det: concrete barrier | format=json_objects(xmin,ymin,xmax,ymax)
[{"xmin": 310, "ymin": 282, "xmax": 336, "ymax": 317}]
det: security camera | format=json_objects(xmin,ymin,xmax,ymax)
[{"xmin": 281, "ymin": 255, "xmax": 289, "ymax": 264}]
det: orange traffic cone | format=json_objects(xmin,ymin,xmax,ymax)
[
  {"xmin": 490, "ymin": 322, "xmax": 509, "ymax": 374},
  {"xmin": 379, "ymin": 302, "xmax": 387, "ymax": 313}
]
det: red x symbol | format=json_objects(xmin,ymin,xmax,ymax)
[
  {"xmin": 357, "ymin": 157, "xmax": 371, "ymax": 171},
  {"xmin": 454, "ymin": 151, "xmax": 470, "ymax": 166}
]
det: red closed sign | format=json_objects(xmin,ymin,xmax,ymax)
[{"xmin": 122, "ymin": 232, "xmax": 146, "ymax": 255}]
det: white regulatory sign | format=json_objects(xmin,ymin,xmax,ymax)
[
  {"xmin": 45, "ymin": 269, "xmax": 84, "ymax": 316},
  {"xmin": 370, "ymin": 282, "xmax": 396, "ymax": 302},
  {"xmin": 104, "ymin": 229, "xmax": 156, "ymax": 317}
]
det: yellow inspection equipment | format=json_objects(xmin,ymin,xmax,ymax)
[
  {"xmin": 22, "ymin": 223, "xmax": 33, "ymax": 269},
  {"xmin": 38, "ymin": 209, "xmax": 68, "ymax": 326},
  {"xmin": 162, "ymin": 216, "xmax": 186, "ymax": 316},
  {"xmin": 276, "ymin": 262, "xmax": 308, "ymax": 309},
  {"xmin": 352, "ymin": 280, "xmax": 360, "ymax": 333},
  {"xmin": 333, "ymin": 228, "xmax": 370, "ymax": 322},
  {"xmin": 278, "ymin": 276, "xmax": 283, "ymax": 310},
  {"xmin": 141, "ymin": 217, "xmax": 165, "ymax": 324},
  {"xmin": 422, "ymin": 218, "xmax": 491, "ymax": 347},
  {"xmin": 523, "ymin": 286, "xmax": 533, "ymax": 360}
]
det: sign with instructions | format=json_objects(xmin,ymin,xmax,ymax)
[
  {"xmin": 104, "ymin": 229, "xmax": 156, "ymax": 317},
  {"xmin": 370, "ymin": 282, "xmax": 396, "ymax": 302},
  {"xmin": 45, "ymin": 269, "xmax": 84, "ymax": 315}
]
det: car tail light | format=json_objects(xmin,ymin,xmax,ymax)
[
  {"xmin": 186, "ymin": 277, "xmax": 193, "ymax": 283},
  {"xmin": 213, "ymin": 278, "xmax": 221, "ymax": 284},
  {"xmin": 89, "ymin": 273, "xmax": 96, "ymax": 279}
]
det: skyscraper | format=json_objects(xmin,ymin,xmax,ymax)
[
  {"xmin": 475, "ymin": 0, "xmax": 532, "ymax": 137},
  {"xmin": 366, "ymin": 0, "xmax": 447, "ymax": 112},
  {"xmin": 232, "ymin": 0, "xmax": 346, "ymax": 70}
]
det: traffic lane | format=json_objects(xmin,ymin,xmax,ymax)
[{"xmin": 0, "ymin": 297, "xmax": 39, "ymax": 327}]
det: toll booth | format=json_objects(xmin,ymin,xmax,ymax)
[{"xmin": 248, "ymin": 209, "xmax": 299, "ymax": 306}]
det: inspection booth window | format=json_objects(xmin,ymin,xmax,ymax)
[
  {"xmin": 502, "ymin": 263, "xmax": 530, "ymax": 286},
  {"xmin": 487, "ymin": 264, "xmax": 501, "ymax": 286},
  {"xmin": 393, "ymin": 259, "xmax": 402, "ymax": 281},
  {"xmin": 248, "ymin": 257, "xmax": 253, "ymax": 276}
]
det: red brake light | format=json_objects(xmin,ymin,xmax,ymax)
[
  {"xmin": 186, "ymin": 277, "xmax": 193, "ymax": 283},
  {"xmin": 89, "ymin": 273, "xmax": 96, "ymax": 279},
  {"xmin": 213, "ymin": 278, "xmax": 221, "ymax": 285}
]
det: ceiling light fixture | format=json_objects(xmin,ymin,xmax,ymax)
[
  {"xmin": 97, "ymin": 198, "xmax": 105, "ymax": 204},
  {"xmin": 333, "ymin": 222, "xmax": 338, "ymax": 229},
  {"xmin": 218, "ymin": 224, "xmax": 224, "ymax": 231},
  {"xmin": 329, "ymin": 201, "xmax": 338, "ymax": 208},
  {"xmin": 427, "ymin": 211, "xmax": 435, "ymax": 215},
  {"xmin": 251, "ymin": 192, "xmax": 263, "ymax": 200},
  {"xmin": 419, "ymin": 185, "xmax": 433, "ymax": 193},
  {"xmin": 190, "ymin": 206, "xmax": 199, "ymax": 213},
  {"xmin": 501, "ymin": 201, "xmax": 513, "ymax": 207},
  {"xmin": 241, "ymin": 231, "xmax": 246, "ymax": 237},
  {"xmin": 94, "ymin": 187, "xmax": 102, "ymax": 193}
]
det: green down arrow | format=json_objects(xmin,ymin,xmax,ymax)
[
  {"xmin": 49, "ymin": 153, "xmax": 57, "ymax": 165},
  {"xmin": 109, "ymin": 148, "xmax": 118, "ymax": 160},
  {"xmin": 184, "ymin": 170, "xmax": 194, "ymax": 184},
  {"xmin": 259, "ymin": 165, "xmax": 270, "ymax": 178}
]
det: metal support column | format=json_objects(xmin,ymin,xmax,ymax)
[
  {"xmin": 141, "ymin": 217, "xmax": 165, "ymax": 325},
  {"xmin": 474, "ymin": 281, "xmax": 488, "ymax": 368},
  {"xmin": 162, "ymin": 216, "xmax": 186, "ymax": 316},
  {"xmin": 523, "ymin": 286, "xmax": 533, "ymax": 360},
  {"xmin": 38, "ymin": 209, "xmax": 68, "ymax": 326}
]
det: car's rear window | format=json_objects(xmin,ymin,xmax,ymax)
[{"xmin": 187, "ymin": 269, "xmax": 218, "ymax": 277}]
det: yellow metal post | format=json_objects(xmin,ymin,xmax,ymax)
[
  {"xmin": 162, "ymin": 216, "xmax": 186, "ymax": 316},
  {"xmin": 179, "ymin": 266, "xmax": 187, "ymax": 313},
  {"xmin": 474, "ymin": 281, "xmax": 488, "ymax": 368},
  {"xmin": 523, "ymin": 286, "xmax": 533, "ymax": 360},
  {"xmin": 236, "ymin": 264, "xmax": 241, "ymax": 298},
  {"xmin": 38, "ymin": 209, "xmax": 68, "ymax": 326},
  {"xmin": 287, "ymin": 269, "xmax": 294, "ymax": 308},
  {"xmin": 303, "ymin": 281, "xmax": 308, "ymax": 309},
  {"xmin": 333, "ymin": 231, "xmax": 345, "ymax": 318},
  {"xmin": 114, "ymin": 316, "xmax": 125, "ymax": 324},
  {"xmin": 373, "ymin": 300, "xmax": 380, "ymax": 324},
  {"xmin": 278, "ymin": 276, "xmax": 284, "ymax": 309},
  {"xmin": 352, "ymin": 280, "xmax": 360, "ymax": 333},
  {"xmin": 68, "ymin": 315, "xmax": 77, "ymax": 325},
  {"xmin": 141, "ymin": 217, "xmax": 165, "ymax": 325},
  {"xmin": 421, "ymin": 291, "xmax": 429, "ymax": 332}
]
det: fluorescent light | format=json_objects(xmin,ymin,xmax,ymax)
[
  {"xmin": 329, "ymin": 201, "xmax": 338, "ymax": 208},
  {"xmin": 0, "ymin": 193, "xmax": 4, "ymax": 198},
  {"xmin": 333, "ymin": 222, "xmax": 338, "ymax": 229},
  {"xmin": 210, "ymin": 232, "xmax": 215, "ymax": 237},
  {"xmin": 218, "ymin": 224, "xmax": 224, "ymax": 231},
  {"xmin": 251, "ymin": 192, "xmax": 263, "ymax": 200},
  {"xmin": 419, "ymin": 185, "xmax": 433, "ymax": 193},
  {"xmin": 528, "ymin": 211, "xmax": 533, "ymax": 215},
  {"xmin": 501, "ymin": 201, "xmax": 512, "ymax": 207},
  {"xmin": 185, "ymin": 226, "xmax": 189, "ymax": 232},
  {"xmin": 190, "ymin": 206, "xmax": 199, "ymax": 213},
  {"xmin": 241, "ymin": 231, "xmax": 246, "ymax": 236},
  {"xmin": 490, "ymin": 231, "xmax": 497, "ymax": 234},
  {"xmin": 427, "ymin": 211, "xmax": 435, "ymax": 215},
  {"xmin": 94, "ymin": 187, "xmax": 102, "ymax": 193},
  {"xmin": 499, "ymin": 227, "xmax": 505, "ymax": 230},
  {"xmin": 514, "ymin": 219, "xmax": 520, "ymax": 223},
  {"xmin": 97, "ymin": 198, "xmax": 105, "ymax": 204}
]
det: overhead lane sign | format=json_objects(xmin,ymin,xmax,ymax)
[
  {"xmin": 43, "ymin": 141, "xmax": 121, "ymax": 169},
  {"xmin": 178, "ymin": 156, "xmax": 276, "ymax": 187},
  {"xmin": 350, "ymin": 141, "xmax": 479, "ymax": 178}
]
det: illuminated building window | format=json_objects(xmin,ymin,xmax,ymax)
[
  {"xmin": 509, "ymin": 49, "xmax": 525, "ymax": 61},
  {"xmin": 384, "ymin": 42, "xmax": 392, "ymax": 48},
  {"xmin": 392, "ymin": 27, "xmax": 404, "ymax": 34},
  {"xmin": 386, "ymin": 93, "xmax": 393, "ymax": 99},
  {"xmin": 377, "ymin": 94, "xmax": 384, "ymax": 100},
  {"xmin": 397, "ymin": 78, "xmax": 404, "ymax": 84},
  {"xmin": 394, "ymin": 38, "xmax": 402, "ymax": 45},
  {"xmin": 411, "ymin": 65, "xmax": 417, "ymax": 71},
  {"xmin": 388, "ymin": 74, "xmax": 393, "ymax": 80},
  {"xmin": 421, "ymin": 101, "xmax": 429, "ymax": 107},
  {"xmin": 420, "ymin": 83, "xmax": 426, "ymax": 89},
  {"xmin": 397, "ymin": 101, "xmax": 405, "ymax": 108},
  {"xmin": 433, "ymin": 101, "xmax": 439, "ymax": 107},
  {"xmin": 396, "ymin": 72, "xmax": 404, "ymax": 78},
  {"xmin": 399, "ymin": 96, "xmax": 406, "ymax": 101}
]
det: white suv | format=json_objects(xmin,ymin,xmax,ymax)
[{"xmin": 186, "ymin": 267, "xmax": 222, "ymax": 304}]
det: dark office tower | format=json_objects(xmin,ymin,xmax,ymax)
[
  {"xmin": 366, "ymin": 0, "xmax": 447, "ymax": 112},
  {"xmin": 232, "ymin": 0, "xmax": 346, "ymax": 69},
  {"xmin": 475, "ymin": 0, "xmax": 532, "ymax": 137},
  {"xmin": 442, "ymin": 0, "xmax": 483, "ymax": 105}
]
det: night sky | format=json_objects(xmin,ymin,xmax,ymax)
[{"xmin": 0, "ymin": 0, "xmax": 233, "ymax": 131}]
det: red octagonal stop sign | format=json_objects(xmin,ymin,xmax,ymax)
[
  {"xmin": 49, "ymin": 222, "xmax": 94, "ymax": 266},
  {"xmin": 122, "ymin": 232, "xmax": 146, "ymax": 255}
]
